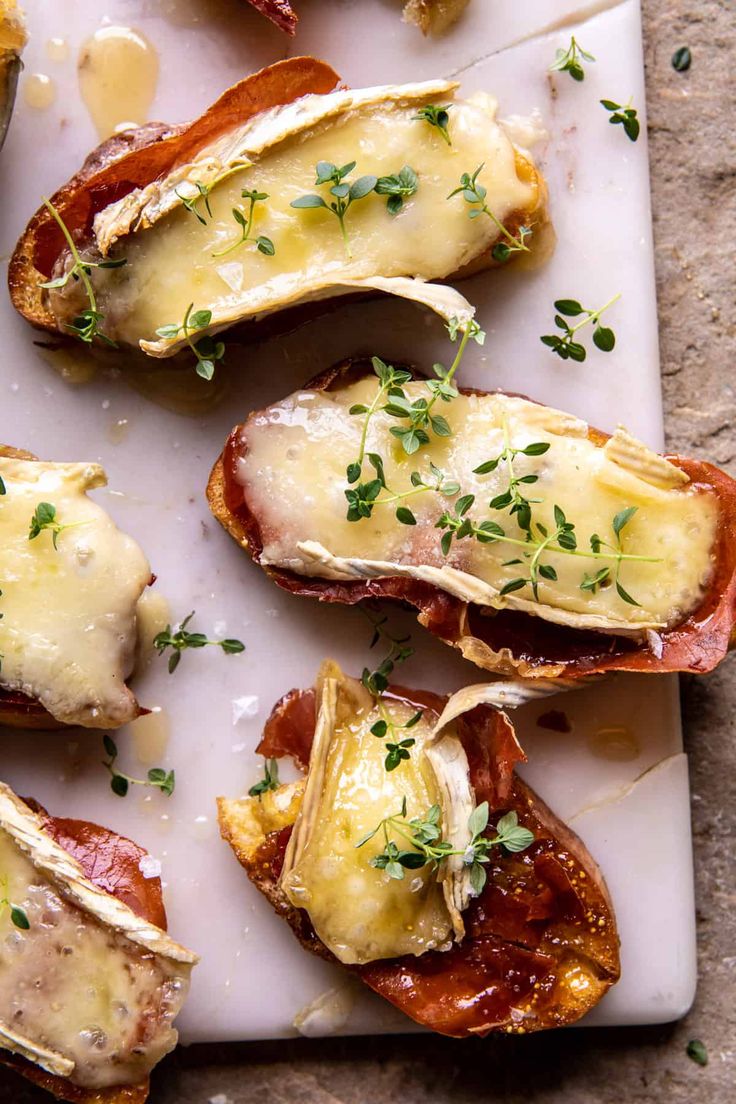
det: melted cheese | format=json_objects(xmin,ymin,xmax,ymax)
[
  {"xmin": 0, "ymin": 458, "xmax": 151, "ymax": 727},
  {"xmin": 281, "ymin": 668, "xmax": 458, "ymax": 965},
  {"xmin": 50, "ymin": 83, "xmax": 538, "ymax": 351},
  {"xmin": 238, "ymin": 384, "xmax": 718, "ymax": 634},
  {"xmin": 0, "ymin": 785, "xmax": 196, "ymax": 1090}
]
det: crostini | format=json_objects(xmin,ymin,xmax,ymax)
[
  {"xmin": 0, "ymin": 448, "xmax": 153, "ymax": 729},
  {"xmin": 0, "ymin": 780, "xmax": 197, "ymax": 1102},
  {"xmin": 218, "ymin": 662, "xmax": 619, "ymax": 1036},
  {"xmin": 208, "ymin": 357, "xmax": 736, "ymax": 679},
  {"xmin": 10, "ymin": 57, "xmax": 548, "ymax": 366}
]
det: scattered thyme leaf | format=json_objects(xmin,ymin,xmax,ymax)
[
  {"xmin": 600, "ymin": 98, "xmax": 641, "ymax": 142},
  {"xmin": 448, "ymin": 164, "xmax": 532, "ymax": 261},
  {"xmin": 540, "ymin": 294, "xmax": 621, "ymax": 361},
  {"xmin": 39, "ymin": 198, "xmax": 124, "ymax": 347},
  {"xmin": 549, "ymin": 36, "xmax": 596, "ymax": 81},
  {"xmin": 153, "ymin": 611, "xmax": 245, "ymax": 673},
  {"xmin": 155, "ymin": 302, "xmax": 226, "ymax": 381},
  {"xmin": 28, "ymin": 501, "xmax": 84, "ymax": 549},
  {"xmin": 686, "ymin": 1039, "xmax": 708, "ymax": 1067},
  {"xmin": 671, "ymin": 47, "xmax": 691, "ymax": 73},
  {"xmin": 102, "ymin": 735, "xmax": 175, "ymax": 798},
  {"xmin": 290, "ymin": 161, "xmax": 377, "ymax": 258},
  {"xmin": 249, "ymin": 758, "xmax": 280, "ymax": 796},
  {"xmin": 413, "ymin": 104, "xmax": 452, "ymax": 145},
  {"xmin": 212, "ymin": 189, "xmax": 275, "ymax": 259}
]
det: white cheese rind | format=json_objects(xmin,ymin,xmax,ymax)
[
  {"xmin": 279, "ymin": 662, "xmax": 467, "ymax": 965},
  {"xmin": 238, "ymin": 384, "xmax": 718, "ymax": 634},
  {"xmin": 0, "ymin": 783, "xmax": 197, "ymax": 1089},
  {"xmin": 0, "ymin": 458, "xmax": 151, "ymax": 727},
  {"xmin": 54, "ymin": 84, "xmax": 538, "ymax": 352}
]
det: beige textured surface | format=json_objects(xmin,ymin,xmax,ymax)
[{"xmin": 2, "ymin": 0, "xmax": 734, "ymax": 1100}]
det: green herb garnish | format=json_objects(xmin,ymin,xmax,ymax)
[
  {"xmin": 549, "ymin": 37, "xmax": 596, "ymax": 81},
  {"xmin": 28, "ymin": 502, "xmax": 83, "ymax": 549},
  {"xmin": 671, "ymin": 47, "xmax": 691, "ymax": 73},
  {"xmin": 39, "ymin": 198, "xmax": 126, "ymax": 346},
  {"xmin": 248, "ymin": 758, "xmax": 280, "ymax": 797},
  {"xmin": 600, "ymin": 99, "xmax": 641, "ymax": 142},
  {"xmin": 448, "ymin": 164, "xmax": 532, "ymax": 262},
  {"xmin": 155, "ymin": 303, "xmax": 225, "ymax": 381},
  {"xmin": 686, "ymin": 1039, "xmax": 708, "ymax": 1067},
  {"xmin": 154, "ymin": 610, "xmax": 245, "ymax": 673},
  {"xmin": 290, "ymin": 161, "xmax": 377, "ymax": 258},
  {"xmin": 102, "ymin": 734, "xmax": 175, "ymax": 798},
  {"xmin": 212, "ymin": 189, "xmax": 275, "ymax": 259},
  {"xmin": 175, "ymin": 163, "xmax": 250, "ymax": 225},
  {"xmin": 356, "ymin": 798, "xmax": 534, "ymax": 895},
  {"xmin": 360, "ymin": 610, "xmax": 422, "ymax": 772},
  {"xmin": 413, "ymin": 104, "xmax": 452, "ymax": 145},
  {"xmin": 0, "ymin": 877, "xmax": 30, "ymax": 930},
  {"xmin": 375, "ymin": 165, "xmax": 419, "ymax": 216},
  {"xmin": 540, "ymin": 295, "xmax": 620, "ymax": 361}
]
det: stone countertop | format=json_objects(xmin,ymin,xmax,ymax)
[{"xmin": 3, "ymin": 1, "xmax": 734, "ymax": 1101}]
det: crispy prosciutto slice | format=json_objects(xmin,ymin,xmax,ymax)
[
  {"xmin": 0, "ymin": 784, "xmax": 197, "ymax": 1104},
  {"xmin": 217, "ymin": 664, "xmax": 619, "ymax": 1036},
  {"xmin": 244, "ymin": 0, "xmax": 298, "ymax": 34},
  {"xmin": 208, "ymin": 361, "xmax": 736, "ymax": 679}
]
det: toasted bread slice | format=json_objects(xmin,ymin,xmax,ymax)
[
  {"xmin": 218, "ymin": 670, "xmax": 619, "ymax": 1036},
  {"xmin": 9, "ymin": 58, "xmax": 549, "ymax": 356},
  {"xmin": 207, "ymin": 360, "xmax": 736, "ymax": 679},
  {"xmin": 0, "ymin": 785, "xmax": 197, "ymax": 1102}
]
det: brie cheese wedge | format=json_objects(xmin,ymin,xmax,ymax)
[
  {"xmin": 0, "ymin": 455, "xmax": 151, "ymax": 727},
  {"xmin": 0, "ymin": 783, "xmax": 197, "ymax": 1090}
]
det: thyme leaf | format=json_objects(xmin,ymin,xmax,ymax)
[
  {"xmin": 540, "ymin": 295, "xmax": 620, "ymax": 361},
  {"xmin": 102, "ymin": 734, "xmax": 175, "ymax": 798},
  {"xmin": 249, "ymin": 758, "xmax": 280, "ymax": 797},
  {"xmin": 155, "ymin": 302, "xmax": 226, "ymax": 381},
  {"xmin": 154, "ymin": 611, "xmax": 245, "ymax": 673},
  {"xmin": 212, "ymin": 189, "xmax": 275, "ymax": 259},
  {"xmin": 28, "ymin": 502, "xmax": 84, "ymax": 549},
  {"xmin": 448, "ymin": 164, "xmax": 532, "ymax": 262},
  {"xmin": 290, "ymin": 161, "xmax": 377, "ymax": 258},
  {"xmin": 549, "ymin": 36, "xmax": 596, "ymax": 81},
  {"xmin": 413, "ymin": 104, "xmax": 452, "ymax": 145},
  {"xmin": 600, "ymin": 98, "xmax": 641, "ymax": 142},
  {"xmin": 375, "ymin": 165, "xmax": 419, "ymax": 215}
]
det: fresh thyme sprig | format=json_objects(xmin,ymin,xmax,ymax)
[
  {"xmin": 39, "ymin": 198, "xmax": 126, "ymax": 346},
  {"xmin": 436, "ymin": 496, "xmax": 656, "ymax": 605},
  {"xmin": 154, "ymin": 611, "xmax": 245, "ymax": 673},
  {"xmin": 0, "ymin": 877, "xmax": 30, "ymax": 930},
  {"xmin": 175, "ymin": 163, "xmax": 251, "ymax": 225},
  {"xmin": 102, "ymin": 734, "xmax": 175, "ymax": 798},
  {"xmin": 155, "ymin": 303, "xmax": 225, "ymax": 380},
  {"xmin": 448, "ymin": 164, "xmax": 532, "ymax": 262},
  {"xmin": 346, "ymin": 458, "xmax": 460, "ymax": 526},
  {"xmin": 600, "ymin": 99, "xmax": 641, "ymax": 142},
  {"xmin": 28, "ymin": 502, "xmax": 84, "ymax": 549},
  {"xmin": 549, "ymin": 37, "xmax": 596, "ymax": 81},
  {"xmin": 360, "ymin": 610, "xmax": 422, "ymax": 772},
  {"xmin": 356, "ymin": 798, "xmax": 534, "ymax": 895},
  {"xmin": 212, "ymin": 189, "xmax": 275, "ymax": 259},
  {"xmin": 345, "ymin": 316, "xmax": 483, "ymax": 499},
  {"xmin": 540, "ymin": 295, "xmax": 620, "ymax": 361},
  {"xmin": 472, "ymin": 424, "xmax": 550, "ymax": 535},
  {"xmin": 290, "ymin": 161, "xmax": 377, "ymax": 258},
  {"xmin": 413, "ymin": 104, "xmax": 452, "ymax": 145},
  {"xmin": 248, "ymin": 757, "xmax": 280, "ymax": 797},
  {"xmin": 375, "ymin": 166, "xmax": 419, "ymax": 216}
]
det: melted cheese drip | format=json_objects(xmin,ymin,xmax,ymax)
[
  {"xmin": 0, "ymin": 459, "xmax": 151, "ymax": 726},
  {"xmin": 238, "ymin": 384, "xmax": 718, "ymax": 633},
  {"xmin": 281, "ymin": 683, "xmax": 454, "ymax": 965},
  {"xmin": 0, "ymin": 827, "xmax": 188, "ymax": 1089},
  {"xmin": 52, "ymin": 89, "xmax": 535, "ymax": 348}
]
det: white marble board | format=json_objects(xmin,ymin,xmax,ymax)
[{"xmin": 0, "ymin": 0, "xmax": 696, "ymax": 1040}]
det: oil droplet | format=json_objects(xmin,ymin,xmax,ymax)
[
  {"xmin": 107, "ymin": 417, "xmax": 130, "ymax": 444},
  {"xmin": 131, "ymin": 707, "xmax": 170, "ymax": 765},
  {"xmin": 45, "ymin": 37, "xmax": 69, "ymax": 62},
  {"xmin": 37, "ymin": 345, "xmax": 97, "ymax": 384},
  {"xmin": 23, "ymin": 73, "xmax": 56, "ymax": 110},
  {"xmin": 587, "ymin": 726, "xmax": 640, "ymax": 762},
  {"xmin": 77, "ymin": 26, "xmax": 159, "ymax": 139},
  {"xmin": 136, "ymin": 589, "xmax": 171, "ymax": 663}
]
